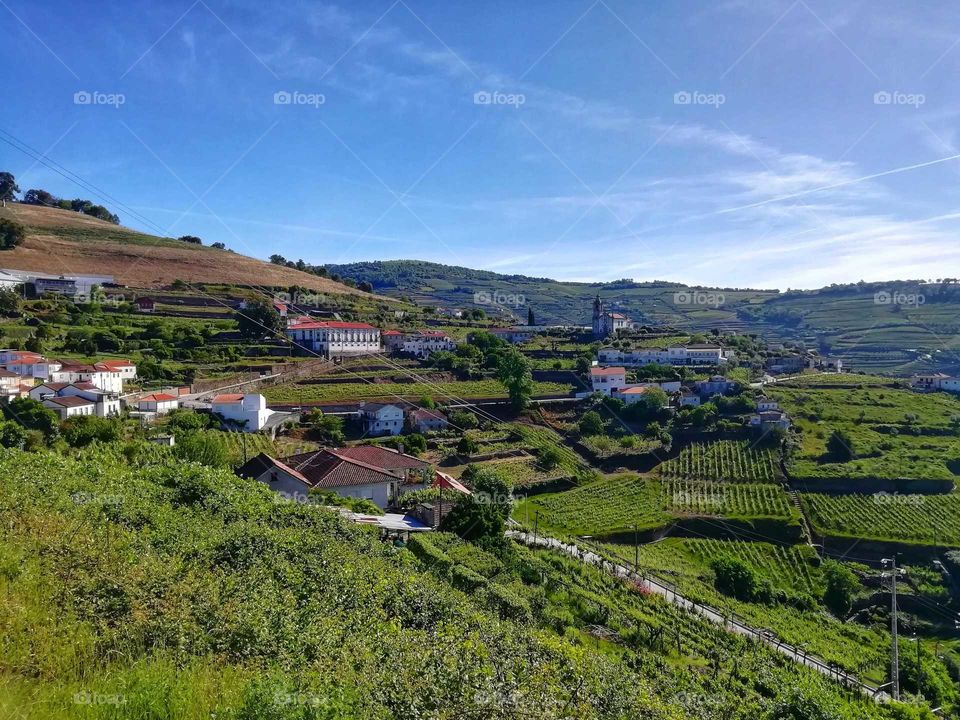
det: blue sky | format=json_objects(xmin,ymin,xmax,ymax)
[{"xmin": 3, "ymin": 0, "xmax": 960, "ymax": 289}]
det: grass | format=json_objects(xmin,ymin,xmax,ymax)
[{"xmin": 664, "ymin": 479, "xmax": 795, "ymax": 520}]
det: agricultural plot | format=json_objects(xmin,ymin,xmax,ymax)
[
  {"xmin": 769, "ymin": 386, "xmax": 960, "ymax": 483},
  {"xmin": 657, "ymin": 441, "xmax": 782, "ymax": 483},
  {"xmin": 514, "ymin": 475, "xmax": 669, "ymax": 537},
  {"xmin": 663, "ymin": 480, "xmax": 795, "ymax": 520},
  {"xmin": 800, "ymin": 492, "xmax": 960, "ymax": 546},
  {"xmin": 263, "ymin": 379, "xmax": 573, "ymax": 403},
  {"xmin": 206, "ymin": 430, "xmax": 279, "ymax": 466}
]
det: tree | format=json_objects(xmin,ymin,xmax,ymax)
[
  {"xmin": 449, "ymin": 410, "xmax": 478, "ymax": 430},
  {"xmin": 579, "ymin": 410, "xmax": 605, "ymax": 436},
  {"xmin": 4, "ymin": 397, "xmax": 59, "ymax": 440},
  {"xmin": 62, "ymin": 416, "xmax": 122, "ymax": 448},
  {"xmin": 822, "ymin": 561, "xmax": 860, "ymax": 617},
  {"xmin": 710, "ymin": 555, "xmax": 768, "ymax": 602},
  {"xmin": 527, "ymin": 308, "xmax": 535, "ymax": 325},
  {"xmin": 22, "ymin": 188, "xmax": 57, "ymax": 206},
  {"xmin": 177, "ymin": 235, "xmax": 203, "ymax": 245},
  {"xmin": 0, "ymin": 218, "xmax": 26, "ymax": 250},
  {"xmin": 457, "ymin": 435, "xmax": 478, "ymax": 455},
  {"xmin": 826, "ymin": 429, "xmax": 854, "ymax": 460},
  {"xmin": 304, "ymin": 410, "xmax": 345, "ymax": 444},
  {"xmin": 0, "ymin": 288, "xmax": 21, "ymax": 317},
  {"xmin": 0, "ymin": 420, "xmax": 29, "ymax": 449},
  {"xmin": 496, "ymin": 348, "xmax": 534, "ymax": 412},
  {"xmin": 211, "ymin": 242, "xmax": 226, "ymax": 250},
  {"xmin": 174, "ymin": 432, "xmax": 228, "ymax": 466},
  {"xmin": 235, "ymin": 299, "xmax": 282, "ymax": 339},
  {"xmin": 0, "ymin": 172, "xmax": 19, "ymax": 202},
  {"xmin": 538, "ymin": 446, "xmax": 563, "ymax": 470},
  {"xmin": 440, "ymin": 467, "xmax": 513, "ymax": 543},
  {"xmin": 358, "ymin": 281, "xmax": 374, "ymax": 293}
]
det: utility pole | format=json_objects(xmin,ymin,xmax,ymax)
[
  {"xmin": 882, "ymin": 556, "xmax": 904, "ymax": 701},
  {"xmin": 533, "ymin": 511, "xmax": 540, "ymax": 544},
  {"xmin": 633, "ymin": 522, "xmax": 639, "ymax": 574}
]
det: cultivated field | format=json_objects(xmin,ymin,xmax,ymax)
[{"xmin": 657, "ymin": 441, "xmax": 782, "ymax": 483}]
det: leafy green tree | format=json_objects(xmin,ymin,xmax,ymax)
[
  {"xmin": 710, "ymin": 555, "xmax": 767, "ymax": 602},
  {"xmin": 441, "ymin": 467, "xmax": 513, "ymax": 543},
  {"xmin": 0, "ymin": 420, "xmax": 29, "ymax": 449},
  {"xmin": 174, "ymin": 432, "xmax": 228, "ymax": 466},
  {"xmin": 304, "ymin": 410, "xmax": 345, "ymax": 444},
  {"xmin": 235, "ymin": 299, "xmax": 282, "ymax": 339},
  {"xmin": 457, "ymin": 435, "xmax": 478, "ymax": 455},
  {"xmin": 538, "ymin": 445, "xmax": 563, "ymax": 470},
  {"xmin": 177, "ymin": 235, "xmax": 203, "ymax": 245},
  {"xmin": 826, "ymin": 429, "xmax": 854, "ymax": 460},
  {"xmin": 0, "ymin": 287, "xmax": 21, "ymax": 316},
  {"xmin": 496, "ymin": 348, "xmax": 534, "ymax": 412},
  {"xmin": 0, "ymin": 218, "xmax": 26, "ymax": 250},
  {"xmin": 0, "ymin": 172, "xmax": 19, "ymax": 202},
  {"xmin": 579, "ymin": 410, "xmax": 605, "ymax": 436},
  {"xmin": 4, "ymin": 398, "xmax": 59, "ymax": 440},
  {"xmin": 449, "ymin": 410, "xmax": 478, "ymax": 430},
  {"xmin": 822, "ymin": 561, "xmax": 860, "ymax": 617},
  {"xmin": 62, "ymin": 416, "xmax": 122, "ymax": 448},
  {"xmin": 22, "ymin": 188, "xmax": 57, "ymax": 206}
]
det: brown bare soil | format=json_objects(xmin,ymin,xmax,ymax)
[{"xmin": 0, "ymin": 203, "xmax": 376, "ymax": 297}]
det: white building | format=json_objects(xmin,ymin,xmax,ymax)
[
  {"xmin": 0, "ymin": 368, "xmax": 22, "ymax": 397},
  {"xmin": 138, "ymin": 392, "xmax": 180, "ymax": 415},
  {"xmin": 678, "ymin": 389, "xmax": 701, "ymax": 407},
  {"xmin": 597, "ymin": 345, "xmax": 726, "ymax": 367},
  {"xmin": 616, "ymin": 386, "xmax": 656, "ymax": 405},
  {"xmin": 360, "ymin": 403, "xmax": 405, "ymax": 436},
  {"xmin": 95, "ymin": 359, "xmax": 137, "ymax": 383},
  {"xmin": 285, "ymin": 319, "xmax": 381, "ymax": 359},
  {"xmin": 51, "ymin": 363, "xmax": 124, "ymax": 394},
  {"xmin": 750, "ymin": 411, "xmax": 791, "ymax": 431},
  {"xmin": 0, "ymin": 351, "xmax": 62, "ymax": 380},
  {"xmin": 591, "ymin": 295, "xmax": 631, "ymax": 338},
  {"xmin": 756, "ymin": 397, "xmax": 780, "ymax": 412},
  {"xmin": 400, "ymin": 331, "xmax": 456, "ymax": 358},
  {"xmin": 911, "ymin": 373, "xmax": 960, "ymax": 394},
  {"xmin": 211, "ymin": 393, "xmax": 274, "ymax": 432},
  {"xmin": 42, "ymin": 395, "xmax": 96, "ymax": 419},
  {"xmin": 487, "ymin": 327, "xmax": 536, "ymax": 344},
  {"xmin": 30, "ymin": 382, "xmax": 120, "ymax": 417},
  {"xmin": 590, "ymin": 366, "xmax": 627, "ymax": 395}
]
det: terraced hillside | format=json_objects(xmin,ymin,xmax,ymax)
[{"xmin": 0, "ymin": 203, "xmax": 378, "ymax": 296}]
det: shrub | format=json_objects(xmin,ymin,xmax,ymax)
[
  {"xmin": 407, "ymin": 535, "xmax": 453, "ymax": 576},
  {"xmin": 451, "ymin": 564, "xmax": 488, "ymax": 592},
  {"xmin": 0, "ymin": 218, "xmax": 25, "ymax": 249},
  {"xmin": 486, "ymin": 583, "xmax": 531, "ymax": 622}
]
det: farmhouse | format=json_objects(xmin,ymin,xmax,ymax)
[
  {"xmin": 487, "ymin": 327, "xmax": 536, "ymax": 344},
  {"xmin": 678, "ymin": 388, "xmax": 701, "ymax": 407},
  {"xmin": 240, "ymin": 449, "xmax": 406, "ymax": 509},
  {"xmin": 911, "ymin": 373, "xmax": 960, "ymax": 394},
  {"xmin": 597, "ymin": 345, "xmax": 726, "ymax": 367},
  {"xmin": 382, "ymin": 329, "xmax": 406, "ymax": 352},
  {"xmin": 590, "ymin": 366, "xmax": 627, "ymax": 395},
  {"xmin": 696, "ymin": 375, "xmax": 738, "ymax": 397},
  {"xmin": 134, "ymin": 297, "xmax": 156, "ymax": 313},
  {"xmin": 332, "ymin": 444, "xmax": 431, "ymax": 482},
  {"xmin": 408, "ymin": 407, "xmax": 449, "ymax": 433},
  {"xmin": 615, "ymin": 386, "xmax": 657, "ymax": 405},
  {"xmin": 360, "ymin": 402, "xmax": 406, "ymax": 436},
  {"xmin": 285, "ymin": 318, "xmax": 381, "ymax": 359},
  {"xmin": 138, "ymin": 392, "xmax": 180, "ymax": 414},
  {"xmin": 51, "ymin": 362, "xmax": 125, "ymax": 394},
  {"xmin": 95, "ymin": 359, "xmax": 138, "ymax": 382},
  {"xmin": 400, "ymin": 330, "xmax": 456, "ymax": 358},
  {"xmin": 0, "ymin": 351, "xmax": 62, "ymax": 380},
  {"xmin": 756, "ymin": 397, "xmax": 780, "ymax": 412},
  {"xmin": 42, "ymin": 395, "xmax": 96, "ymax": 420},
  {"xmin": 211, "ymin": 393, "xmax": 274, "ymax": 432},
  {"xmin": 749, "ymin": 411, "xmax": 791, "ymax": 431},
  {"xmin": 30, "ymin": 381, "xmax": 121, "ymax": 417}
]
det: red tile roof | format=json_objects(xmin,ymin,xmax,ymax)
[
  {"xmin": 44, "ymin": 395, "xmax": 94, "ymax": 408},
  {"xmin": 140, "ymin": 393, "xmax": 178, "ymax": 402},
  {"xmin": 590, "ymin": 366, "xmax": 626, "ymax": 376},
  {"xmin": 333, "ymin": 444, "xmax": 430, "ymax": 470},
  {"xmin": 287, "ymin": 320, "xmax": 377, "ymax": 330},
  {"xmin": 283, "ymin": 449, "xmax": 399, "ymax": 489},
  {"xmin": 382, "ymin": 330, "xmax": 403, "ymax": 336},
  {"xmin": 0, "ymin": 369, "xmax": 19, "ymax": 378},
  {"xmin": 236, "ymin": 453, "xmax": 311, "ymax": 486},
  {"xmin": 212, "ymin": 393, "xmax": 244, "ymax": 404},
  {"xmin": 96, "ymin": 359, "xmax": 135, "ymax": 369}
]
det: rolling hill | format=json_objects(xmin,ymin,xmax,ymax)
[
  {"xmin": 0, "ymin": 203, "xmax": 376, "ymax": 298},
  {"xmin": 328, "ymin": 260, "xmax": 960, "ymax": 375}
]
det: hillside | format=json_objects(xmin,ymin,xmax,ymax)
[
  {"xmin": 328, "ymin": 260, "xmax": 960, "ymax": 374},
  {"xmin": 0, "ymin": 203, "xmax": 376, "ymax": 297}
]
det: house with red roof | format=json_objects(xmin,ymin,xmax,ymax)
[
  {"xmin": 0, "ymin": 350, "xmax": 62, "ymax": 380},
  {"xmin": 285, "ymin": 318, "xmax": 381, "ymax": 359},
  {"xmin": 589, "ymin": 366, "xmax": 627, "ymax": 395},
  {"xmin": 211, "ymin": 393, "xmax": 274, "ymax": 432},
  {"xmin": 42, "ymin": 394, "xmax": 96, "ymax": 420},
  {"xmin": 408, "ymin": 407, "xmax": 449, "ymax": 433},
  {"xmin": 138, "ymin": 392, "xmax": 180, "ymax": 414}
]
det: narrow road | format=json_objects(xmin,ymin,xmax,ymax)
[{"xmin": 507, "ymin": 530, "xmax": 889, "ymax": 703}]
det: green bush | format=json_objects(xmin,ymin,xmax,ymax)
[
  {"xmin": 407, "ymin": 534, "xmax": 453, "ymax": 575},
  {"xmin": 486, "ymin": 583, "xmax": 531, "ymax": 622},
  {"xmin": 451, "ymin": 564, "xmax": 488, "ymax": 592}
]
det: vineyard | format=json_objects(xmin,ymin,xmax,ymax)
[
  {"xmin": 663, "ymin": 479, "xmax": 795, "ymax": 520},
  {"xmin": 514, "ymin": 474, "xmax": 669, "ymax": 537},
  {"xmin": 657, "ymin": 441, "xmax": 782, "ymax": 483},
  {"xmin": 264, "ymin": 379, "xmax": 573, "ymax": 403},
  {"xmin": 206, "ymin": 430, "xmax": 279, "ymax": 466},
  {"xmin": 801, "ymin": 492, "xmax": 960, "ymax": 546}
]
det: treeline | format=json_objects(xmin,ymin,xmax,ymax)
[
  {"xmin": 268, "ymin": 254, "xmax": 373, "ymax": 292},
  {"xmin": 21, "ymin": 187, "xmax": 120, "ymax": 224}
]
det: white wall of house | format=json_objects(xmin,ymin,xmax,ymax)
[
  {"xmin": 363, "ymin": 405, "xmax": 405, "ymax": 436},
  {"xmin": 213, "ymin": 394, "xmax": 273, "ymax": 432}
]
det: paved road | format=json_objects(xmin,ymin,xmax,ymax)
[{"xmin": 507, "ymin": 530, "xmax": 889, "ymax": 703}]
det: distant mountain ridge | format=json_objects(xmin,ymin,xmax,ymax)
[{"xmin": 328, "ymin": 259, "xmax": 960, "ymax": 376}]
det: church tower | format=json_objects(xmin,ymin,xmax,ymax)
[{"xmin": 592, "ymin": 294, "xmax": 605, "ymax": 338}]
